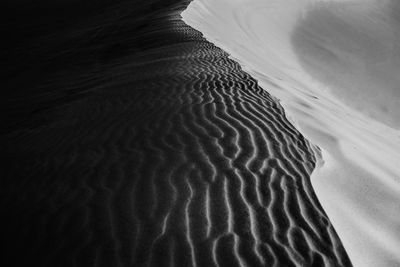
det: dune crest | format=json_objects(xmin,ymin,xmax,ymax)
[{"xmin": 183, "ymin": 0, "xmax": 400, "ymax": 266}]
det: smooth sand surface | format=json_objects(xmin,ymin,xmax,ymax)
[
  {"xmin": 183, "ymin": 0, "xmax": 400, "ymax": 266},
  {"xmin": 1, "ymin": 0, "xmax": 351, "ymax": 266}
]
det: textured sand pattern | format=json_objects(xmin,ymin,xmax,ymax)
[{"xmin": 1, "ymin": 1, "xmax": 351, "ymax": 266}]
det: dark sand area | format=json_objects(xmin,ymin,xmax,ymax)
[{"xmin": 1, "ymin": 0, "xmax": 351, "ymax": 266}]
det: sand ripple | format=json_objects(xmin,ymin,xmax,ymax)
[{"xmin": 1, "ymin": 1, "xmax": 350, "ymax": 266}]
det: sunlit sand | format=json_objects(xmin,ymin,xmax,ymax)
[{"xmin": 183, "ymin": 0, "xmax": 400, "ymax": 266}]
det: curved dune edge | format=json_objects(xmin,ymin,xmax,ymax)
[
  {"xmin": 2, "ymin": 0, "xmax": 351, "ymax": 266},
  {"xmin": 182, "ymin": 0, "xmax": 400, "ymax": 266}
]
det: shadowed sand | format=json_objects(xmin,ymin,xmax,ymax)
[{"xmin": 1, "ymin": 0, "xmax": 351, "ymax": 266}]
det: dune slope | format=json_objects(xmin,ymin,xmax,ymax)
[
  {"xmin": 182, "ymin": 0, "xmax": 400, "ymax": 266},
  {"xmin": 1, "ymin": 0, "xmax": 350, "ymax": 266}
]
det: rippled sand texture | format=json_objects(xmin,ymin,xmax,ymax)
[
  {"xmin": 183, "ymin": 0, "xmax": 400, "ymax": 266},
  {"xmin": 1, "ymin": 0, "xmax": 351, "ymax": 266}
]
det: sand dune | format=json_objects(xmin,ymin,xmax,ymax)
[
  {"xmin": 183, "ymin": 0, "xmax": 400, "ymax": 266},
  {"xmin": 1, "ymin": 0, "xmax": 351, "ymax": 266}
]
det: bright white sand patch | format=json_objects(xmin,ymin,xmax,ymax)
[{"xmin": 182, "ymin": 0, "xmax": 400, "ymax": 266}]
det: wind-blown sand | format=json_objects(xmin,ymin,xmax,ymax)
[
  {"xmin": 183, "ymin": 0, "xmax": 400, "ymax": 266},
  {"xmin": 1, "ymin": 0, "xmax": 351, "ymax": 266}
]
